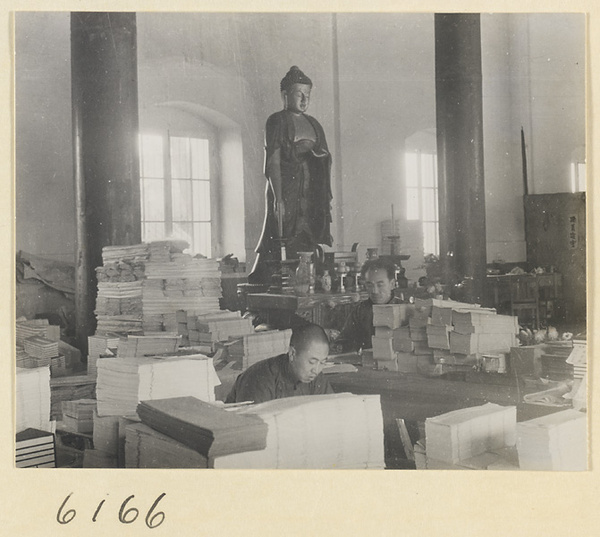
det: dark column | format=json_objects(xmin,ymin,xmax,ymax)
[
  {"xmin": 71, "ymin": 12, "xmax": 141, "ymax": 352},
  {"xmin": 435, "ymin": 13, "xmax": 487, "ymax": 304}
]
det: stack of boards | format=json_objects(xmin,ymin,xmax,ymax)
[
  {"xmin": 16, "ymin": 428, "xmax": 56, "ymax": 468},
  {"xmin": 125, "ymin": 393, "xmax": 385, "ymax": 469}
]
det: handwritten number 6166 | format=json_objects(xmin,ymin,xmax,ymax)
[{"xmin": 57, "ymin": 493, "xmax": 166, "ymax": 528}]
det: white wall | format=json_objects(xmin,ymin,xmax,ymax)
[{"xmin": 15, "ymin": 12, "xmax": 585, "ymax": 277}]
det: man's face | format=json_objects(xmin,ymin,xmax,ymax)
[
  {"xmin": 364, "ymin": 268, "xmax": 395, "ymax": 304},
  {"xmin": 289, "ymin": 340, "xmax": 329, "ymax": 383},
  {"xmin": 285, "ymin": 83, "xmax": 311, "ymax": 114}
]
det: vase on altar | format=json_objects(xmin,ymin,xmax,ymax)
[{"xmin": 294, "ymin": 252, "xmax": 314, "ymax": 296}]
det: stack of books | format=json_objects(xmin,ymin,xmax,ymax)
[
  {"xmin": 16, "ymin": 366, "xmax": 52, "ymax": 433},
  {"xmin": 213, "ymin": 393, "xmax": 385, "ymax": 469},
  {"xmin": 61, "ymin": 399, "xmax": 96, "ymax": 433},
  {"xmin": 516, "ymin": 409, "xmax": 587, "ymax": 471},
  {"xmin": 371, "ymin": 304, "xmax": 411, "ymax": 371},
  {"xmin": 227, "ymin": 329, "xmax": 292, "ymax": 370},
  {"xmin": 87, "ymin": 333, "xmax": 121, "ymax": 379},
  {"xmin": 50, "ymin": 375, "xmax": 97, "ymax": 421},
  {"xmin": 116, "ymin": 334, "xmax": 181, "ymax": 358},
  {"xmin": 425, "ymin": 403, "xmax": 517, "ymax": 466},
  {"xmin": 182, "ymin": 311, "xmax": 254, "ymax": 348},
  {"xmin": 95, "ymin": 354, "xmax": 220, "ymax": 417},
  {"xmin": 125, "ymin": 422, "xmax": 209, "ymax": 468},
  {"xmin": 136, "ymin": 397, "xmax": 269, "ymax": 459},
  {"xmin": 16, "ymin": 428, "xmax": 56, "ymax": 468}
]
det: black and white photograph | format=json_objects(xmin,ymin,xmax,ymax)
[{"xmin": 5, "ymin": 3, "xmax": 598, "ymax": 535}]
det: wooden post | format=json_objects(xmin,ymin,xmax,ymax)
[
  {"xmin": 71, "ymin": 12, "xmax": 141, "ymax": 353},
  {"xmin": 435, "ymin": 14, "xmax": 487, "ymax": 303}
]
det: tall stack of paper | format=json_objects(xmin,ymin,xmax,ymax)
[
  {"xmin": 16, "ymin": 366, "xmax": 52, "ymax": 433},
  {"xmin": 61, "ymin": 399, "xmax": 96, "ymax": 433},
  {"xmin": 137, "ymin": 397, "xmax": 269, "ymax": 458},
  {"xmin": 96, "ymin": 355, "xmax": 220, "ymax": 416},
  {"xmin": 142, "ymin": 244, "xmax": 222, "ymax": 332},
  {"xmin": 16, "ymin": 428, "xmax": 56, "ymax": 468},
  {"xmin": 516, "ymin": 409, "xmax": 587, "ymax": 471},
  {"xmin": 125, "ymin": 422, "xmax": 209, "ymax": 468},
  {"xmin": 213, "ymin": 393, "xmax": 385, "ymax": 469},
  {"xmin": 425, "ymin": 403, "xmax": 517, "ymax": 464},
  {"xmin": 87, "ymin": 333, "xmax": 121, "ymax": 379},
  {"xmin": 228, "ymin": 329, "xmax": 292, "ymax": 370}
]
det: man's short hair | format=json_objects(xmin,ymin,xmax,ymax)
[
  {"xmin": 289, "ymin": 323, "xmax": 329, "ymax": 353},
  {"xmin": 360, "ymin": 258, "xmax": 397, "ymax": 281}
]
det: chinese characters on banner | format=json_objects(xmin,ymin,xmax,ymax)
[{"xmin": 569, "ymin": 215, "xmax": 578, "ymax": 249}]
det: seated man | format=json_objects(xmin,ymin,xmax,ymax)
[
  {"xmin": 225, "ymin": 323, "xmax": 334, "ymax": 404},
  {"xmin": 335, "ymin": 257, "xmax": 404, "ymax": 352}
]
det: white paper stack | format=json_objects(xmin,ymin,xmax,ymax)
[
  {"xmin": 16, "ymin": 366, "xmax": 52, "ymax": 433},
  {"xmin": 213, "ymin": 393, "xmax": 385, "ymax": 469},
  {"xmin": 449, "ymin": 331, "xmax": 518, "ymax": 355},
  {"xmin": 228, "ymin": 329, "xmax": 292, "ymax": 370},
  {"xmin": 425, "ymin": 403, "xmax": 516, "ymax": 464},
  {"xmin": 372, "ymin": 304, "xmax": 409, "ymax": 329},
  {"xmin": 95, "ymin": 355, "xmax": 220, "ymax": 416},
  {"xmin": 452, "ymin": 310, "xmax": 517, "ymax": 335},
  {"xmin": 516, "ymin": 409, "xmax": 587, "ymax": 471},
  {"xmin": 185, "ymin": 311, "xmax": 254, "ymax": 346}
]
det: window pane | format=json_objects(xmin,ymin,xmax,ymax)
[
  {"xmin": 422, "ymin": 188, "xmax": 438, "ymax": 222},
  {"xmin": 172, "ymin": 180, "xmax": 193, "ymax": 221},
  {"xmin": 143, "ymin": 222, "xmax": 167, "ymax": 243},
  {"xmin": 170, "ymin": 136, "xmax": 191, "ymax": 179},
  {"xmin": 191, "ymin": 138, "xmax": 210, "ymax": 179},
  {"xmin": 421, "ymin": 153, "xmax": 436, "ymax": 188},
  {"xmin": 142, "ymin": 178, "xmax": 165, "ymax": 221},
  {"xmin": 193, "ymin": 223, "xmax": 212, "ymax": 257},
  {"xmin": 140, "ymin": 134, "xmax": 164, "ymax": 178},
  {"xmin": 193, "ymin": 180, "xmax": 211, "ymax": 221},
  {"xmin": 172, "ymin": 222, "xmax": 193, "ymax": 249},
  {"xmin": 406, "ymin": 188, "xmax": 420, "ymax": 220},
  {"xmin": 405, "ymin": 152, "xmax": 419, "ymax": 187},
  {"xmin": 423, "ymin": 222, "xmax": 439, "ymax": 256}
]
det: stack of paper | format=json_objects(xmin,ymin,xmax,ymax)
[
  {"xmin": 116, "ymin": 334, "xmax": 181, "ymax": 358},
  {"xmin": 213, "ymin": 393, "xmax": 385, "ymax": 469},
  {"xmin": 452, "ymin": 309, "xmax": 517, "ymax": 335},
  {"xmin": 16, "ymin": 428, "xmax": 56, "ymax": 468},
  {"xmin": 87, "ymin": 333, "xmax": 121, "ymax": 379},
  {"xmin": 185, "ymin": 311, "xmax": 254, "ymax": 346},
  {"xmin": 228, "ymin": 329, "xmax": 292, "ymax": 370},
  {"xmin": 372, "ymin": 304, "xmax": 409, "ymax": 328},
  {"xmin": 96, "ymin": 355, "xmax": 220, "ymax": 416},
  {"xmin": 61, "ymin": 399, "xmax": 96, "ymax": 433},
  {"xmin": 425, "ymin": 403, "xmax": 516, "ymax": 464},
  {"xmin": 125, "ymin": 422, "xmax": 209, "ymax": 468},
  {"xmin": 516, "ymin": 409, "xmax": 587, "ymax": 470},
  {"xmin": 449, "ymin": 331, "xmax": 518, "ymax": 355},
  {"xmin": 16, "ymin": 366, "xmax": 52, "ymax": 433},
  {"xmin": 16, "ymin": 346, "xmax": 34, "ymax": 368},
  {"xmin": 23, "ymin": 336, "xmax": 59, "ymax": 361},
  {"xmin": 50, "ymin": 375, "xmax": 97, "ymax": 421},
  {"xmin": 137, "ymin": 396, "xmax": 268, "ymax": 458},
  {"xmin": 372, "ymin": 305, "xmax": 411, "ymax": 370},
  {"xmin": 16, "ymin": 318, "xmax": 51, "ymax": 345},
  {"xmin": 101, "ymin": 244, "xmax": 149, "ymax": 264}
]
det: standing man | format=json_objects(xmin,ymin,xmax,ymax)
[
  {"xmin": 226, "ymin": 323, "xmax": 333, "ymax": 404},
  {"xmin": 336, "ymin": 258, "xmax": 404, "ymax": 352}
]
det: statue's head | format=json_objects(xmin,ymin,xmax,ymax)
[{"xmin": 280, "ymin": 66, "xmax": 313, "ymax": 114}]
